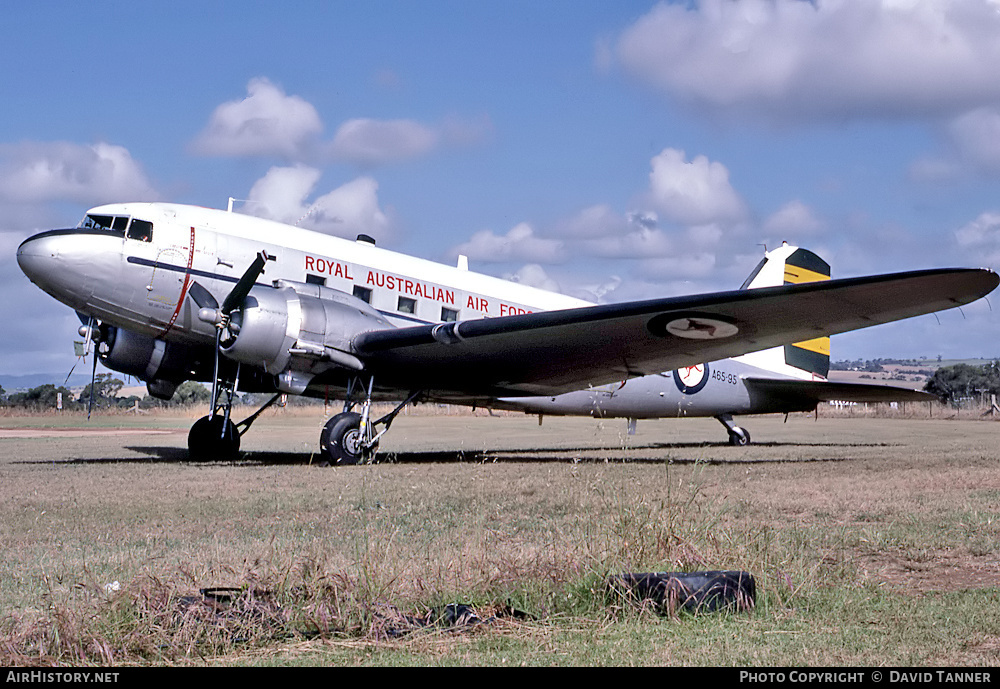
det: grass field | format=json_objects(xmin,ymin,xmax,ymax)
[{"xmin": 1, "ymin": 405, "xmax": 999, "ymax": 666}]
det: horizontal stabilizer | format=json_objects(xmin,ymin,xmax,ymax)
[{"xmin": 744, "ymin": 377, "xmax": 937, "ymax": 405}]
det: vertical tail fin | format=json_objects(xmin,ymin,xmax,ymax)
[{"xmin": 739, "ymin": 242, "xmax": 831, "ymax": 379}]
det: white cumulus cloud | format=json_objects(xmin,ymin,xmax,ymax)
[
  {"xmin": 954, "ymin": 212, "xmax": 1000, "ymax": 266},
  {"xmin": 451, "ymin": 222, "xmax": 566, "ymax": 264},
  {"xmin": 192, "ymin": 77, "xmax": 323, "ymax": 159},
  {"xmin": 503, "ymin": 264, "xmax": 562, "ymax": 293},
  {"xmin": 0, "ymin": 141, "xmax": 157, "ymax": 205},
  {"xmin": 553, "ymin": 204, "xmax": 630, "ymax": 239},
  {"xmin": 582, "ymin": 226, "xmax": 675, "ymax": 260},
  {"xmin": 194, "ymin": 77, "xmax": 489, "ymax": 167},
  {"xmin": 946, "ymin": 108, "xmax": 1000, "ymax": 173},
  {"xmin": 329, "ymin": 118, "xmax": 439, "ymax": 167},
  {"xmin": 614, "ymin": 0, "xmax": 1000, "ymax": 122},
  {"xmin": 646, "ymin": 148, "xmax": 747, "ymax": 226},
  {"xmin": 763, "ymin": 200, "xmax": 825, "ymax": 238},
  {"xmin": 955, "ymin": 212, "xmax": 1000, "ymax": 247},
  {"xmin": 245, "ymin": 165, "xmax": 391, "ymax": 239}
]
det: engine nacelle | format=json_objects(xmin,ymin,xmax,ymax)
[
  {"xmin": 221, "ymin": 280, "xmax": 391, "ymax": 378},
  {"xmin": 99, "ymin": 327, "xmax": 215, "ymax": 399}
]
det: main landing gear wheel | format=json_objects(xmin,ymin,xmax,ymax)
[
  {"xmin": 319, "ymin": 412, "xmax": 377, "ymax": 466},
  {"xmin": 728, "ymin": 427, "xmax": 751, "ymax": 446},
  {"xmin": 188, "ymin": 414, "xmax": 240, "ymax": 462}
]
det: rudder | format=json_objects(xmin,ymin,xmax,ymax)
[{"xmin": 739, "ymin": 242, "xmax": 831, "ymax": 379}]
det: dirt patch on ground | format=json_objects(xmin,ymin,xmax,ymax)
[
  {"xmin": 862, "ymin": 551, "xmax": 1000, "ymax": 594},
  {"xmin": 0, "ymin": 428, "xmax": 179, "ymax": 438}
]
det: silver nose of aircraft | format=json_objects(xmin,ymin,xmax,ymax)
[
  {"xmin": 17, "ymin": 230, "xmax": 95, "ymax": 310},
  {"xmin": 17, "ymin": 232, "xmax": 60, "ymax": 288}
]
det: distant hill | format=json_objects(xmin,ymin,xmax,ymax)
[
  {"xmin": 0, "ymin": 372, "xmax": 100, "ymax": 392},
  {"xmin": 828, "ymin": 357, "xmax": 999, "ymax": 390},
  {"xmin": 831, "ymin": 357, "xmax": 998, "ymax": 371}
]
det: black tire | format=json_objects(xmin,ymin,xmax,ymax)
[
  {"xmin": 610, "ymin": 571, "xmax": 756, "ymax": 615},
  {"xmin": 728, "ymin": 427, "xmax": 751, "ymax": 446},
  {"xmin": 188, "ymin": 414, "xmax": 240, "ymax": 462},
  {"xmin": 319, "ymin": 412, "xmax": 376, "ymax": 466}
]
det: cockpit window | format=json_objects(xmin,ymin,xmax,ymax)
[
  {"xmin": 80, "ymin": 214, "xmax": 126, "ymax": 237},
  {"xmin": 78, "ymin": 214, "xmax": 153, "ymax": 241},
  {"xmin": 127, "ymin": 219, "xmax": 153, "ymax": 242},
  {"xmin": 81, "ymin": 214, "xmax": 117, "ymax": 232}
]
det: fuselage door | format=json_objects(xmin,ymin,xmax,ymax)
[{"xmin": 138, "ymin": 223, "xmax": 200, "ymax": 329}]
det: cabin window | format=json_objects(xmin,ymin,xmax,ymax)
[
  {"xmin": 306, "ymin": 273, "xmax": 326, "ymax": 286},
  {"xmin": 353, "ymin": 285, "xmax": 372, "ymax": 304},
  {"xmin": 441, "ymin": 307, "xmax": 458, "ymax": 322},
  {"xmin": 397, "ymin": 296, "xmax": 416, "ymax": 314},
  {"xmin": 127, "ymin": 219, "xmax": 153, "ymax": 242}
]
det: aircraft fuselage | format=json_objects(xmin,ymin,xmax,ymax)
[{"xmin": 16, "ymin": 202, "xmax": 826, "ymax": 435}]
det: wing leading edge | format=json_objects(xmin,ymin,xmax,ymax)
[{"xmin": 353, "ymin": 267, "xmax": 998, "ymax": 397}]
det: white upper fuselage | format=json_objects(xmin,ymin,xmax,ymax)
[{"xmin": 19, "ymin": 202, "xmax": 590, "ymax": 348}]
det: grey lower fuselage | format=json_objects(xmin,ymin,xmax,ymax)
[{"xmin": 498, "ymin": 358, "xmax": 808, "ymax": 419}]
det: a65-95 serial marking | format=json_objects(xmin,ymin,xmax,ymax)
[{"xmin": 712, "ymin": 369, "xmax": 739, "ymax": 385}]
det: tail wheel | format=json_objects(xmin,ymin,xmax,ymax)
[
  {"xmin": 728, "ymin": 427, "xmax": 751, "ymax": 446},
  {"xmin": 188, "ymin": 414, "xmax": 240, "ymax": 461},
  {"xmin": 319, "ymin": 412, "xmax": 377, "ymax": 466}
]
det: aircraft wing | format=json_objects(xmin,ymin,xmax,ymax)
[
  {"xmin": 353, "ymin": 268, "xmax": 997, "ymax": 397},
  {"xmin": 743, "ymin": 377, "xmax": 937, "ymax": 408}
]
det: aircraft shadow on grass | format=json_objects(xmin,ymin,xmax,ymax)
[{"xmin": 91, "ymin": 441, "xmax": 887, "ymax": 466}]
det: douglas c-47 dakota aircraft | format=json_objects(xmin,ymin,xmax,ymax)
[{"xmin": 16, "ymin": 202, "xmax": 999, "ymax": 464}]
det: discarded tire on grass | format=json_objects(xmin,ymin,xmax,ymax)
[{"xmin": 610, "ymin": 571, "xmax": 756, "ymax": 615}]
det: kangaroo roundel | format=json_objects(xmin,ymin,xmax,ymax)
[
  {"xmin": 647, "ymin": 312, "xmax": 740, "ymax": 340},
  {"xmin": 674, "ymin": 364, "xmax": 709, "ymax": 394}
]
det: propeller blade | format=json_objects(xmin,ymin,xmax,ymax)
[
  {"xmin": 87, "ymin": 346, "xmax": 98, "ymax": 421},
  {"xmin": 188, "ymin": 281, "xmax": 219, "ymax": 310},
  {"xmin": 221, "ymin": 251, "xmax": 267, "ymax": 316},
  {"xmin": 210, "ymin": 325, "xmax": 221, "ymax": 418}
]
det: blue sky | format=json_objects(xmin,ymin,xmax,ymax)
[{"xmin": 5, "ymin": 0, "xmax": 1000, "ymax": 377}]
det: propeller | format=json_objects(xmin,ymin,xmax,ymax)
[
  {"xmin": 87, "ymin": 339, "xmax": 98, "ymax": 421},
  {"xmin": 222, "ymin": 251, "xmax": 268, "ymax": 318},
  {"xmin": 198, "ymin": 251, "xmax": 270, "ymax": 419},
  {"xmin": 73, "ymin": 315, "xmax": 105, "ymax": 421}
]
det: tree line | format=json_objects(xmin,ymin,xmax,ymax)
[
  {"xmin": 0, "ymin": 374, "xmax": 211, "ymax": 411},
  {"xmin": 923, "ymin": 360, "xmax": 1000, "ymax": 405}
]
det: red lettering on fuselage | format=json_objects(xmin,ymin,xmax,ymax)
[
  {"xmin": 499, "ymin": 303, "xmax": 532, "ymax": 316},
  {"xmin": 304, "ymin": 254, "xmax": 353, "ymax": 280},
  {"xmin": 365, "ymin": 270, "xmax": 455, "ymax": 305},
  {"xmin": 467, "ymin": 296, "xmax": 489, "ymax": 312}
]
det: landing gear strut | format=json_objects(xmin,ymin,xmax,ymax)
[
  {"xmin": 188, "ymin": 251, "xmax": 279, "ymax": 462},
  {"xmin": 716, "ymin": 413, "xmax": 751, "ymax": 446},
  {"xmin": 317, "ymin": 376, "xmax": 421, "ymax": 466},
  {"xmin": 188, "ymin": 361, "xmax": 282, "ymax": 461}
]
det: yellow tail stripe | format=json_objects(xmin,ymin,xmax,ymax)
[
  {"xmin": 791, "ymin": 336, "xmax": 830, "ymax": 356},
  {"xmin": 784, "ymin": 266, "xmax": 830, "ymax": 284}
]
